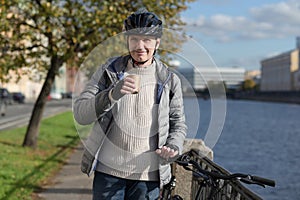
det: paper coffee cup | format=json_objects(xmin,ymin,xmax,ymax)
[{"xmin": 127, "ymin": 74, "xmax": 140, "ymax": 94}]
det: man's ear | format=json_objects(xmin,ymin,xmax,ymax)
[{"xmin": 155, "ymin": 38, "xmax": 161, "ymax": 49}]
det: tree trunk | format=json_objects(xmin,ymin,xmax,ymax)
[{"xmin": 22, "ymin": 56, "xmax": 62, "ymax": 148}]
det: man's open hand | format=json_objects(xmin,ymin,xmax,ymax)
[{"xmin": 155, "ymin": 146, "xmax": 178, "ymax": 160}]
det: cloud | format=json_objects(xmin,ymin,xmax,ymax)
[
  {"xmin": 226, "ymin": 55, "xmax": 267, "ymax": 68},
  {"xmin": 195, "ymin": 0, "xmax": 232, "ymax": 6},
  {"xmin": 250, "ymin": 1, "xmax": 300, "ymax": 25},
  {"xmin": 183, "ymin": 0, "xmax": 300, "ymax": 42}
]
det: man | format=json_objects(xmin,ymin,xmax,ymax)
[
  {"xmin": 73, "ymin": 8, "xmax": 186, "ymax": 200},
  {"xmin": 0, "ymin": 88, "xmax": 7, "ymax": 116}
]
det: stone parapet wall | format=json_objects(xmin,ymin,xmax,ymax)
[{"xmin": 172, "ymin": 139, "xmax": 213, "ymax": 199}]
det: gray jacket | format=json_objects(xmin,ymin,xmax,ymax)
[{"xmin": 73, "ymin": 55, "xmax": 187, "ymax": 186}]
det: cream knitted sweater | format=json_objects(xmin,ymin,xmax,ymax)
[{"xmin": 96, "ymin": 61, "xmax": 159, "ymax": 181}]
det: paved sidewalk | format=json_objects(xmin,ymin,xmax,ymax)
[{"xmin": 38, "ymin": 144, "xmax": 93, "ymax": 200}]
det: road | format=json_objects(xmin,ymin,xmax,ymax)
[{"xmin": 0, "ymin": 99, "xmax": 72, "ymax": 131}]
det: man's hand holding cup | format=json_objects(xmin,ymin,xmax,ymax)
[{"xmin": 111, "ymin": 74, "xmax": 140, "ymax": 101}]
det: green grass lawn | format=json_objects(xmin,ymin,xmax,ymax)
[{"xmin": 0, "ymin": 111, "xmax": 80, "ymax": 200}]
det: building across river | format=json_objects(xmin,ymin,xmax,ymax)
[{"xmin": 176, "ymin": 66, "xmax": 245, "ymax": 92}]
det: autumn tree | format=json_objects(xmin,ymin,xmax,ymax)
[
  {"xmin": 242, "ymin": 79, "xmax": 257, "ymax": 91},
  {"xmin": 0, "ymin": 0, "xmax": 195, "ymax": 148}
]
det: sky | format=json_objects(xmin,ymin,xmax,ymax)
[{"xmin": 178, "ymin": 0, "xmax": 300, "ymax": 71}]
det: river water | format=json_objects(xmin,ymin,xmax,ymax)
[{"xmin": 184, "ymin": 98, "xmax": 300, "ymax": 200}]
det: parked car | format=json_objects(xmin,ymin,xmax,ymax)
[
  {"xmin": 48, "ymin": 92, "xmax": 63, "ymax": 100},
  {"xmin": 0, "ymin": 88, "xmax": 13, "ymax": 105},
  {"xmin": 12, "ymin": 92, "xmax": 25, "ymax": 103},
  {"xmin": 61, "ymin": 92, "xmax": 73, "ymax": 99}
]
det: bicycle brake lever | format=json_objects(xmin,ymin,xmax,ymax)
[
  {"xmin": 175, "ymin": 160, "xmax": 189, "ymax": 166},
  {"xmin": 176, "ymin": 155, "xmax": 191, "ymax": 166}
]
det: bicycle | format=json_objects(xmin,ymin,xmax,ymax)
[{"xmin": 161, "ymin": 150, "xmax": 275, "ymax": 200}]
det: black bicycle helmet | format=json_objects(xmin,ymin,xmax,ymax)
[{"xmin": 124, "ymin": 8, "xmax": 163, "ymax": 38}]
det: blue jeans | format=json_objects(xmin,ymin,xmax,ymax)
[{"xmin": 93, "ymin": 171, "xmax": 160, "ymax": 200}]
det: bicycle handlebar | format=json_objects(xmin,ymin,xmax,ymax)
[
  {"xmin": 251, "ymin": 175, "xmax": 275, "ymax": 187},
  {"xmin": 175, "ymin": 155, "xmax": 275, "ymax": 188}
]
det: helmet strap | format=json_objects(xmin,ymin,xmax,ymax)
[{"xmin": 132, "ymin": 57, "xmax": 152, "ymax": 67}]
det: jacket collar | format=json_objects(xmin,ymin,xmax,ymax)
[{"xmin": 153, "ymin": 57, "xmax": 171, "ymax": 85}]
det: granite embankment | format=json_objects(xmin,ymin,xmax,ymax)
[
  {"xmin": 231, "ymin": 91, "xmax": 300, "ymax": 104},
  {"xmin": 172, "ymin": 139, "xmax": 213, "ymax": 200}
]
